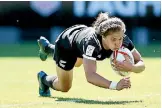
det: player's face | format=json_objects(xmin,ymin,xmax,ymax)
[{"xmin": 104, "ymin": 30, "xmax": 124, "ymax": 51}]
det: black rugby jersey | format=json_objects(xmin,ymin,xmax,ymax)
[{"xmin": 57, "ymin": 24, "xmax": 135, "ymax": 61}]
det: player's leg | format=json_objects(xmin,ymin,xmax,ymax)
[
  {"xmin": 38, "ymin": 66, "xmax": 73, "ymax": 94},
  {"xmin": 37, "ymin": 38, "xmax": 77, "ymax": 96},
  {"xmin": 52, "ymin": 66, "xmax": 73, "ymax": 92},
  {"xmin": 51, "ymin": 41, "xmax": 76, "ymax": 92},
  {"xmin": 37, "ymin": 36, "xmax": 55, "ymax": 61},
  {"xmin": 37, "ymin": 36, "xmax": 83, "ymax": 67},
  {"xmin": 74, "ymin": 58, "xmax": 83, "ymax": 67},
  {"xmin": 37, "ymin": 71, "xmax": 53, "ymax": 97}
]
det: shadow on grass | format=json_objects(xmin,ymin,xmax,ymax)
[{"xmin": 48, "ymin": 96, "xmax": 143, "ymax": 105}]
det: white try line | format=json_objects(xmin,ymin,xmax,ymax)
[{"xmin": 0, "ymin": 93, "xmax": 160, "ymax": 108}]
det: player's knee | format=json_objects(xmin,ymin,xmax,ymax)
[
  {"xmin": 74, "ymin": 58, "xmax": 83, "ymax": 67},
  {"xmin": 60, "ymin": 85, "xmax": 72, "ymax": 92}
]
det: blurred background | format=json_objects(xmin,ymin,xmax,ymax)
[{"xmin": 0, "ymin": 1, "xmax": 161, "ymax": 57}]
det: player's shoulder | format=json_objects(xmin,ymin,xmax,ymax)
[
  {"xmin": 86, "ymin": 27, "xmax": 96, "ymax": 34},
  {"xmin": 83, "ymin": 28, "xmax": 101, "ymax": 50},
  {"xmin": 77, "ymin": 26, "xmax": 98, "ymax": 41},
  {"xmin": 82, "ymin": 28, "xmax": 102, "ymax": 59},
  {"xmin": 82, "ymin": 27, "xmax": 97, "ymax": 39},
  {"xmin": 123, "ymin": 35, "xmax": 133, "ymax": 45},
  {"xmin": 69, "ymin": 24, "xmax": 88, "ymax": 29},
  {"xmin": 123, "ymin": 35, "xmax": 130, "ymax": 41},
  {"xmin": 122, "ymin": 35, "xmax": 135, "ymax": 51}
]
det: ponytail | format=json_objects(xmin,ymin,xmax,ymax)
[{"xmin": 92, "ymin": 12, "xmax": 109, "ymax": 34}]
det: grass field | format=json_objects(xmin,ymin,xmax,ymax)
[{"xmin": 0, "ymin": 57, "xmax": 160, "ymax": 108}]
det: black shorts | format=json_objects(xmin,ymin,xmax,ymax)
[{"xmin": 53, "ymin": 35, "xmax": 77, "ymax": 71}]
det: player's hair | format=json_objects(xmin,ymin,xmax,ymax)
[{"xmin": 93, "ymin": 12, "xmax": 126, "ymax": 37}]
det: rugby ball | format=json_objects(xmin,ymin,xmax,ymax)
[{"xmin": 110, "ymin": 46, "xmax": 134, "ymax": 76}]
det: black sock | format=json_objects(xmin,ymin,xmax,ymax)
[
  {"xmin": 42, "ymin": 75, "xmax": 57, "ymax": 90},
  {"xmin": 45, "ymin": 44, "xmax": 55, "ymax": 55}
]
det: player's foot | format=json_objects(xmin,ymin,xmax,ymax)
[
  {"xmin": 37, "ymin": 36, "xmax": 50, "ymax": 61},
  {"xmin": 37, "ymin": 71, "xmax": 51, "ymax": 97}
]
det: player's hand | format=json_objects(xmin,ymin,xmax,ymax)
[
  {"xmin": 114, "ymin": 55, "xmax": 133, "ymax": 72},
  {"xmin": 116, "ymin": 77, "xmax": 131, "ymax": 91}
]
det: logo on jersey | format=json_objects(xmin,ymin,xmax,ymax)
[
  {"xmin": 59, "ymin": 60, "xmax": 66, "ymax": 68},
  {"xmin": 97, "ymin": 54, "xmax": 101, "ymax": 58},
  {"xmin": 86, "ymin": 45, "xmax": 95, "ymax": 56}
]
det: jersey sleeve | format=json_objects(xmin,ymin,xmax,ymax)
[
  {"xmin": 122, "ymin": 36, "xmax": 135, "ymax": 52},
  {"xmin": 82, "ymin": 37, "xmax": 101, "ymax": 61}
]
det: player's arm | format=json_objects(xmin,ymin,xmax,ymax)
[
  {"xmin": 130, "ymin": 48, "xmax": 145, "ymax": 73},
  {"xmin": 124, "ymin": 35, "xmax": 145, "ymax": 73},
  {"xmin": 83, "ymin": 57, "xmax": 131, "ymax": 90},
  {"xmin": 83, "ymin": 58, "xmax": 111, "ymax": 88},
  {"xmin": 116, "ymin": 36, "xmax": 145, "ymax": 73},
  {"xmin": 82, "ymin": 36, "xmax": 131, "ymax": 90}
]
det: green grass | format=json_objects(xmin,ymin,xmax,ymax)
[
  {"xmin": 0, "ymin": 43, "xmax": 160, "ymax": 57},
  {"xmin": 0, "ymin": 57, "xmax": 160, "ymax": 108}
]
